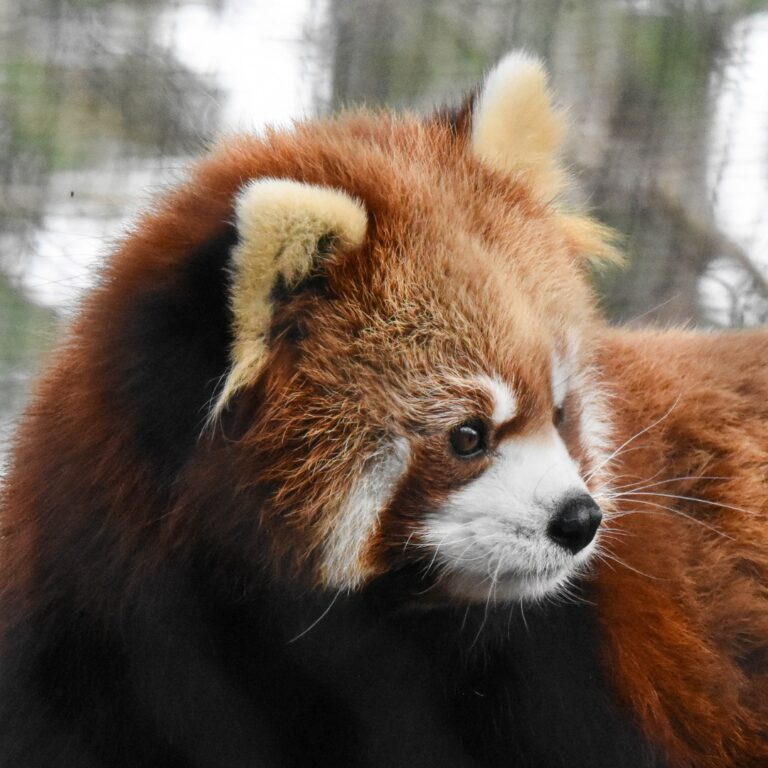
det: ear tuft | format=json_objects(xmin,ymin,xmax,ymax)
[
  {"xmin": 214, "ymin": 179, "xmax": 367, "ymax": 416},
  {"xmin": 471, "ymin": 50, "xmax": 567, "ymax": 201},
  {"xmin": 558, "ymin": 212, "xmax": 624, "ymax": 269}
]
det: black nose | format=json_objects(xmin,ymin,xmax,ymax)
[{"xmin": 547, "ymin": 495, "xmax": 602, "ymax": 554}]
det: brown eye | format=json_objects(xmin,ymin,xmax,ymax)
[
  {"xmin": 553, "ymin": 404, "xmax": 565, "ymax": 428},
  {"xmin": 449, "ymin": 421, "xmax": 487, "ymax": 458}
]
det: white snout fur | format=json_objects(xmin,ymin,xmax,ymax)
[{"xmin": 423, "ymin": 428, "xmax": 595, "ymax": 601}]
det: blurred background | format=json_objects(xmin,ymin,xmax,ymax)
[{"xmin": 1, "ymin": 0, "xmax": 767, "ymax": 467}]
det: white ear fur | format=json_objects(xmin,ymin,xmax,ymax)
[
  {"xmin": 471, "ymin": 51, "xmax": 567, "ymax": 201},
  {"xmin": 214, "ymin": 178, "xmax": 367, "ymax": 414}
]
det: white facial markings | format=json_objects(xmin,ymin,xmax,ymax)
[
  {"xmin": 423, "ymin": 427, "xmax": 594, "ymax": 602},
  {"xmin": 321, "ymin": 438, "xmax": 410, "ymax": 589},
  {"xmin": 576, "ymin": 367, "xmax": 614, "ymax": 494},
  {"xmin": 556, "ymin": 332, "xmax": 614, "ymax": 493},
  {"xmin": 552, "ymin": 335, "xmax": 582, "ymax": 410},
  {"xmin": 477, "ymin": 374, "xmax": 518, "ymax": 425},
  {"xmin": 551, "ymin": 350, "xmax": 569, "ymax": 409}
]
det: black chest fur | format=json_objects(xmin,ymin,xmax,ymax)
[{"xmin": 0, "ymin": 564, "xmax": 661, "ymax": 768}]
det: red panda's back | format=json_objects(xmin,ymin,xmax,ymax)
[{"xmin": 595, "ymin": 328, "xmax": 768, "ymax": 768}]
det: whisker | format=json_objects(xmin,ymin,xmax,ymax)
[
  {"xmin": 287, "ymin": 591, "xmax": 342, "ymax": 644},
  {"xmin": 594, "ymin": 471, "xmax": 662, "ymax": 491},
  {"xmin": 471, "ymin": 583, "xmax": 493, "ymax": 649},
  {"xmin": 516, "ymin": 600, "xmax": 529, "ymax": 637},
  {"xmin": 422, "ymin": 533, "xmax": 452, "ymax": 576},
  {"xmin": 607, "ymin": 474, "xmax": 729, "ymax": 494},
  {"xmin": 412, "ymin": 570, "xmax": 450, "ymax": 596},
  {"xmin": 595, "ymin": 551, "xmax": 663, "ymax": 581},
  {"xmin": 550, "ymin": 576, "xmax": 593, "ymax": 607},
  {"xmin": 461, "ymin": 605, "xmax": 472, "ymax": 634},
  {"xmin": 614, "ymin": 490, "xmax": 755, "ymax": 518},
  {"xmin": 609, "ymin": 498, "xmax": 734, "ymax": 540},
  {"xmin": 585, "ymin": 395, "xmax": 682, "ymax": 483},
  {"xmin": 596, "ymin": 528, "xmax": 632, "ymax": 540},
  {"xmin": 490, "ymin": 556, "xmax": 504, "ymax": 608}
]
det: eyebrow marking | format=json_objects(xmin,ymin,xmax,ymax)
[{"xmin": 478, "ymin": 374, "xmax": 518, "ymax": 424}]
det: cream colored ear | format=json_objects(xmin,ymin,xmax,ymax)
[
  {"xmin": 214, "ymin": 178, "xmax": 367, "ymax": 414},
  {"xmin": 471, "ymin": 51, "xmax": 567, "ymax": 201}
]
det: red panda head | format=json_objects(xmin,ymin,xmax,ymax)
[
  {"xmin": 166, "ymin": 51, "xmax": 619, "ymax": 602},
  {"xmin": 28, "ymin": 52, "xmax": 617, "ymax": 605}
]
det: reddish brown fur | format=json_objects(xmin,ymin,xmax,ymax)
[
  {"xmin": 595, "ymin": 329, "xmax": 768, "ymax": 768},
  {"xmin": 2, "ymin": 111, "xmax": 595, "ymax": 601},
  {"xmin": 1, "ymin": 101, "xmax": 766, "ymax": 766}
]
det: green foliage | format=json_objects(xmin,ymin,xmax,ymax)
[
  {"xmin": 741, "ymin": 0, "xmax": 768, "ymax": 12},
  {"xmin": 330, "ymin": 1, "xmax": 497, "ymax": 109},
  {"xmin": 2, "ymin": 46, "xmax": 217, "ymax": 172},
  {"xmin": 4, "ymin": 56, "xmax": 126, "ymax": 171},
  {"xmin": 0, "ymin": 274, "xmax": 55, "ymax": 369},
  {"xmin": 621, "ymin": 12, "xmax": 720, "ymax": 108},
  {"xmin": 384, "ymin": 6, "xmax": 490, "ymax": 104},
  {"xmin": 44, "ymin": 0, "xmax": 175, "ymax": 8}
]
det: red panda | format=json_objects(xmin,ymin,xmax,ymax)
[{"xmin": 0, "ymin": 51, "xmax": 766, "ymax": 767}]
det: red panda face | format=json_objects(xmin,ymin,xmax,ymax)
[
  {"xmin": 410, "ymin": 385, "xmax": 604, "ymax": 603},
  {"xmin": 197, "ymin": 53, "xmax": 617, "ymax": 603}
]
